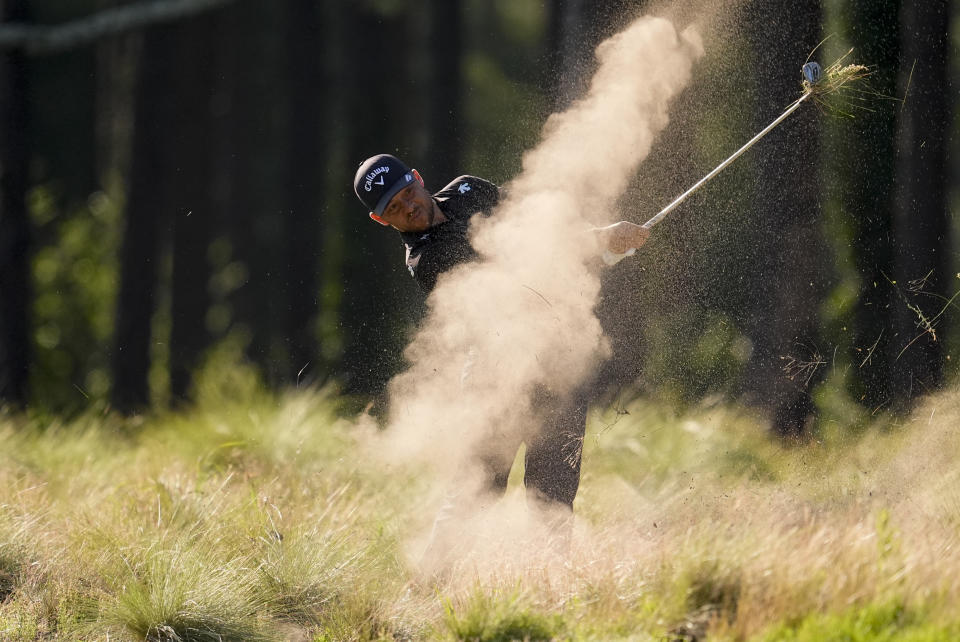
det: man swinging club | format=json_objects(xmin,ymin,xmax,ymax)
[{"xmin": 353, "ymin": 153, "xmax": 650, "ymax": 566}]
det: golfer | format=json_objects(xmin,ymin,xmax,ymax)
[{"xmin": 354, "ymin": 153, "xmax": 649, "ymax": 565}]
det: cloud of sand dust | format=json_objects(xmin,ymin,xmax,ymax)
[{"xmin": 382, "ymin": 16, "xmax": 704, "ymax": 489}]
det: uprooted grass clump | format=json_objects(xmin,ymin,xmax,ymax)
[{"xmin": 802, "ymin": 49, "xmax": 874, "ymax": 116}]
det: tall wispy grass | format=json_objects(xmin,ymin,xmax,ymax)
[
  {"xmin": 3, "ymin": 355, "xmax": 960, "ymax": 640},
  {"xmin": 426, "ymin": 391, "xmax": 960, "ymax": 641},
  {"xmin": 0, "ymin": 351, "xmax": 421, "ymax": 640}
]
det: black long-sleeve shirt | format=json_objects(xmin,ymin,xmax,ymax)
[{"xmin": 398, "ymin": 175, "xmax": 501, "ymax": 293}]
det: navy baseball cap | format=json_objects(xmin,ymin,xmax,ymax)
[{"xmin": 353, "ymin": 153, "xmax": 416, "ymax": 214}]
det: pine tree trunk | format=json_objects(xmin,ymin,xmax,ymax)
[
  {"xmin": 0, "ymin": 0, "xmax": 31, "ymax": 407},
  {"xmin": 220, "ymin": 1, "xmax": 287, "ymax": 384},
  {"xmin": 545, "ymin": 0, "xmax": 629, "ymax": 109},
  {"xmin": 338, "ymin": 2, "xmax": 420, "ymax": 396},
  {"xmin": 111, "ymin": 23, "xmax": 177, "ymax": 412},
  {"xmin": 842, "ymin": 0, "xmax": 901, "ymax": 410},
  {"xmin": 420, "ymin": 0, "xmax": 462, "ymax": 181},
  {"xmin": 168, "ymin": 12, "xmax": 220, "ymax": 402},
  {"xmin": 280, "ymin": 0, "xmax": 325, "ymax": 385},
  {"xmin": 740, "ymin": 0, "xmax": 826, "ymax": 438},
  {"xmin": 889, "ymin": 0, "xmax": 952, "ymax": 404}
]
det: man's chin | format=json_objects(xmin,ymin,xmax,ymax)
[{"xmin": 409, "ymin": 211, "xmax": 428, "ymax": 229}]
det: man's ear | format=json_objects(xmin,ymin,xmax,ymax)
[
  {"xmin": 411, "ymin": 168, "xmax": 425, "ymax": 186},
  {"xmin": 369, "ymin": 212, "xmax": 389, "ymax": 226}
]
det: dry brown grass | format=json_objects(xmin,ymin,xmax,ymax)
[
  {"xmin": 803, "ymin": 49, "xmax": 876, "ymax": 116},
  {"xmin": 419, "ymin": 391, "xmax": 960, "ymax": 639},
  {"xmin": 4, "ymin": 384, "xmax": 960, "ymax": 639}
]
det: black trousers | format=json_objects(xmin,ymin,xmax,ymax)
[
  {"xmin": 419, "ymin": 384, "xmax": 590, "ymax": 574},
  {"xmin": 477, "ymin": 384, "xmax": 589, "ymax": 510}
]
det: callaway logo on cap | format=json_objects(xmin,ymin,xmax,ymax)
[{"xmin": 353, "ymin": 153, "xmax": 415, "ymax": 215}]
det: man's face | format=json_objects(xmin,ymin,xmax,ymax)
[{"xmin": 377, "ymin": 180, "xmax": 438, "ymax": 233}]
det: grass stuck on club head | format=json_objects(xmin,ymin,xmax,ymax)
[{"xmin": 801, "ymin": 49, "xmax": 873, "ymax": 116}]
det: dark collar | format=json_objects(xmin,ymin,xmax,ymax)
[{"xmin": 398, "ymin": 198, "xmax": 456, "ymax": 248}]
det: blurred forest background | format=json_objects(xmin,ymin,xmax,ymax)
[{"xmin": 0, "ymin": 0, "xmax": 956, "ymax": 437}]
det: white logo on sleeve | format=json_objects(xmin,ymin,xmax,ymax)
[{"xmin": 458, "ymin": 183, "xmax": 471, "ymax": 194}]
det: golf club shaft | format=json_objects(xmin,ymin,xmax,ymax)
[{"xmin": 641, "ymin": 91, "xmax": 813, "ymax": 229}]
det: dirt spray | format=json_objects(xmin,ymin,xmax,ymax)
[{"xmin": 378, "ymin": 15, "xmax": 705, "ymax": 564}]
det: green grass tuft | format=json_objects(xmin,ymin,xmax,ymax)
[
  {"xmin": 106, "ymin": 547, "xmax": 271, "ymax": 641},
  {"xmin": 443, "ymin": 589, "xmax": 564, "ymax": 642},
  {"xmin": 754, "ymin": 601, "xmax": 958, "ymax": 642}
]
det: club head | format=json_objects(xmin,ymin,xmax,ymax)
[{"xmin": 802, "ymin": 62, "xmax": 822, "ymax": 85}]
